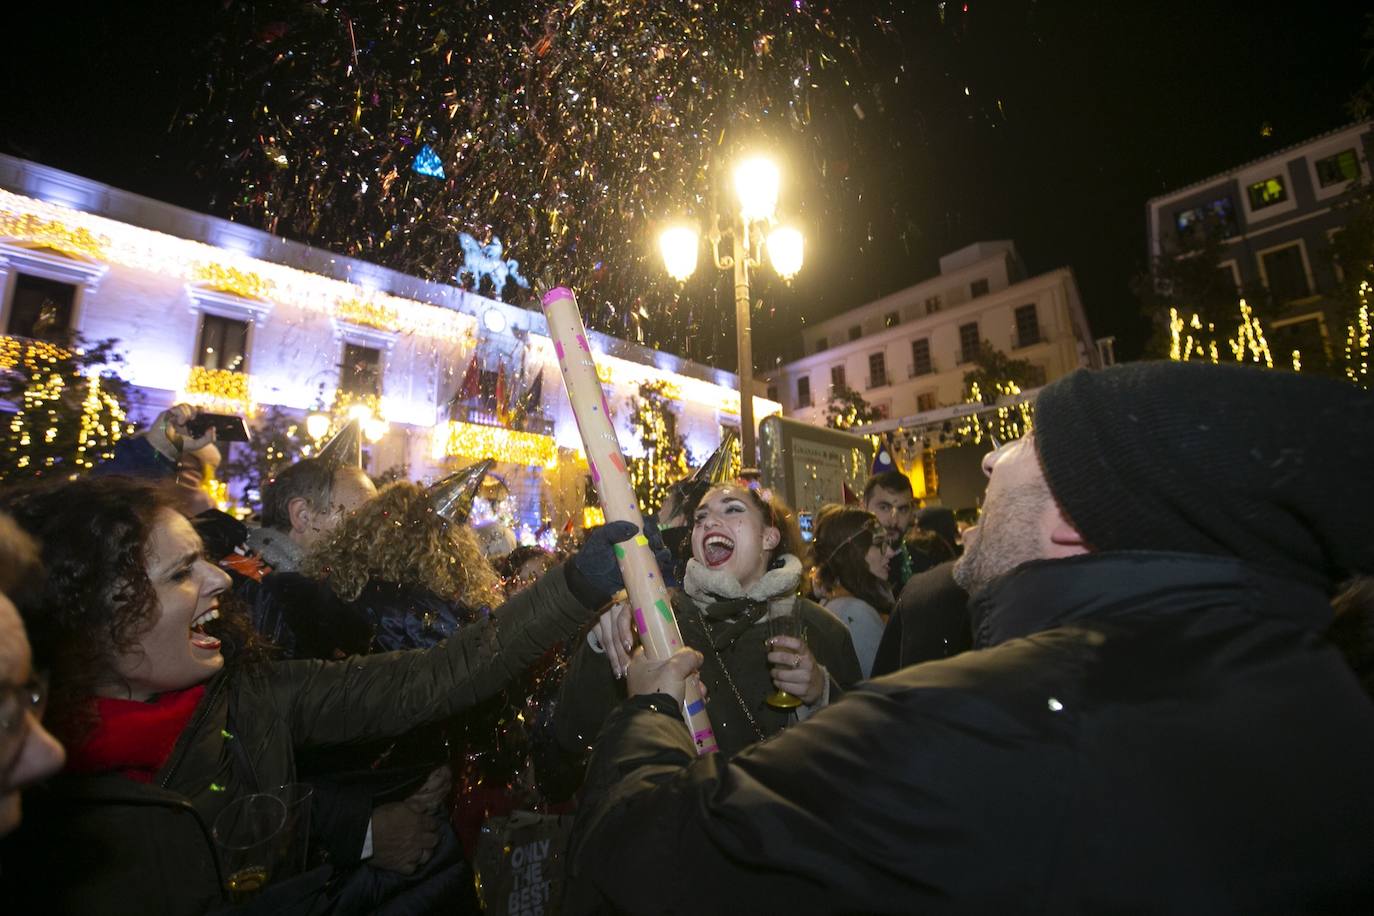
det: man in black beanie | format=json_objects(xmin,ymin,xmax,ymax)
[{"xmin": 563, "ymin": 362, "xmax": 1374, "ymax": 915}]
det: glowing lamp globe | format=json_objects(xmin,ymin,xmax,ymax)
[
  {"xmin": 346, "ymin": 403, "xmax": 373, "ymax": 423},
  {"xmin": 734, "ymin": 157, "xmax": 780, "ymax": 223},
  {"xmin": 659, "ymin": 226, "xmax": 700, "ymax": 282},
  {"xmin": 305, "ymin": 412, "xmax": 331, "ymax": 441},
  {"xmin": 767, "ymin": 226, "xmax": 804, "ymax": 280},
  {"xmin": 363, "ymin": 416, "xmax": 389, "ymax": 443}
]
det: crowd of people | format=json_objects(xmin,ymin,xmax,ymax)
[{"xmin": 1, "ymin": 359, "xmax": 1372, "ymax": 914}]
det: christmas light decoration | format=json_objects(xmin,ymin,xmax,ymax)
[
  {"xmin": 0, "ymin": 189, "xmax": 478, "ymax": 344},
  {"xmin": 431, "ymin": 420, "xmax": 558, "ymax": 468},
  {"xmin": 1170, "ymin": 299, "xmax": 1276, "ymax": 369},
  {"xmin": 1346, "ymin": 281, "xmax": 1370, "ymax": 389},
  {"xmin": 177, "ymin": 366, "xmax": 257, "ymax": 417},
  {"xmin": 0, "ymin": 335, "xmax": 132, "ymax": 480},
  {"xmin": 626, "ymin": 381, "xmax": 690, "ymax": 512}
]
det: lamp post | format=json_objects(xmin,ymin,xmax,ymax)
[{"xmin": 659, "ymin": 155, "xmax": 804, "ymax": 465}]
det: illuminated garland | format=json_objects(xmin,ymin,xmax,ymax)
[
  {"xmin": 0, "ymin": 212, "xmax": 108, "ymax": 260},
  {"xmin": 431, "ymin": 420, "xmax": 558, "ymax": 468},
  {"xmin": 960, "ymin": 380, "xmax": 1034, "ymax": 446},
  {"xmin": 1170, "ymin": 299, "xmax": 1275, "ymax": 368},
  {"xmin": 191, "ymin": 262, "xmax": 276, "ymax": 301},
  {"xmin": 177, "ymin": 366, "xmax": 257, "ymax": 417},
  {"xmin": 0, "ymin": 189, "xmax": 478, "ymax": 344},
  {"xmin": 1346, "ymin": 281, "xmax": 1371, "ymax": 389}
]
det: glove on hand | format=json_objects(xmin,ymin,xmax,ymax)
[{"xmin": 567, "ymin": 515, "xmax": 673, "ymax": 608}]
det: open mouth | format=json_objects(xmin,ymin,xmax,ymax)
[
  {"xmin": 702, "ymin": 533, "xmax": 735, "ymax": 568},
  {"xmin": 189, "ymin": 606, "xmax": 222, "ymax": 652}
]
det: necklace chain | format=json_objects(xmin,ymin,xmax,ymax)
[{"xmin": 691, "ymin": 602, "xmax": 770, "ymax": 742}]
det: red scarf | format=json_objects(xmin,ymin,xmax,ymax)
[{"xmin": 65, "ymin": 684, "xmax": 207, "ymax": 783}]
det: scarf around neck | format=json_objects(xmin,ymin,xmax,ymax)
[
  {"xmin": 683, "ymin": 554, "xmax": 802, "ymax": 648},
  {"xmin": 65, "ymin": 684, "xmax": 208, "ymax": 783}
]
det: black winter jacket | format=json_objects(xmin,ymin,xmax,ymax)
[
  {"xmin": 567, "ymin": 553, "xmax": 1374, "ymax": 914},
  {"xmin": 0, "ymin": 566, "xmax": 592, "ymax": 916}
]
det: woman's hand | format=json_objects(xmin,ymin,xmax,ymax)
[
  {"xmin": 145, "ymin": 404, "xmax": 216, "ymax": 460},
  {"xmin": 626, "ymin": 646, "xmax": 704, "ymax": 705},
  {"xmin": 594, "ymin": 593, "xmax": 635, "ymax": 678},
  {"xmin": 767, "ymin": 635, "xmax": 825, "ymax": 705}
]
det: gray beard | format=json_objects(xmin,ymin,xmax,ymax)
[{"xmin": 952, "ymin": 487, "xmax": 1051, "ymax": 598}]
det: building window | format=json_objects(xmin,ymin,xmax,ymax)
[
  {"xmin": 830, "ymin": 364, "xmax": 847, "ymax": 392},
  {"xmin": 867, "ymin": 352, "xmax": 887, "ymax": 389},
  {"xmin": 958, "ymin": 322, "xmax": 981, "ymax": 364},
  {"xmin": 796, "ymin": 376, "xmax": 812, "ymax": 408},
  {"xmin": 916, "ymin": 392, "xmax": 937, "ymax": 412},
  {"xmin": 814, "ymin": 336, "xmax": 827, "ymax": 353},
  {"xmin": 884, "ymin": 310, "xmax": 899, "ymax": 328},
  {"xmin": 340, "ymin": 342, "xmax": 382, "ymax": 397},
  {"xmin": 1247, "ymin": 176, "xmax": 1288, "ymax": 211},
  {"xmin": 196, "ymin": 314, "xmax": 249, "ymax": 373},
  {"xmin": 6, "ymin": 274, "xmax": 77, "ymax": 341},
  {"xmin": 970, "ymin": 278, "xmax": 990, "ymax": 298},
  {"xmin": 910, "ymin": 338, "xmax": 933, "ymax": 377},
  {"xmin": 766, "ymin": 383, "xmax": 778, "ymax": 403},
  {"xmin": 1014, "ymin": 304, "xmax": 1042, "ymax": 348},
  {"xmin": 1260, "ymin": 244, "xmax": 1311, "ymax": 303},
  {"xmin": 847, "ymin": 325, "xmax": 861, "ymax": 342},
  {"xmin": 1175, "ymin": 196, "xmax": 1238, "ymax": 246},
  {"xmin": 1315, "ymin": 149, "xmax": 1359, "ymax": 188},
  {"xmin": 924, "ymin": 295, "xmax": 943, "ymax": 315}
]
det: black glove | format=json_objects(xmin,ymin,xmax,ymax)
[{"xmin": 565, "ymin": 515, "xmax": 673, "ymax": 609}]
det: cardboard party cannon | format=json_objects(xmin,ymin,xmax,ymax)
[{"xmin": 541, "ymin": 286, "xmax": 718, "ymax": 755}]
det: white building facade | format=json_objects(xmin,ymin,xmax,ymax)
[
  {"xmin": 0, "ymin": 154, "xmax": 779, "ymax": 532},
  {"xmin": 768, "ymin": 241, "xmax": 1100, "ymax": 425}
]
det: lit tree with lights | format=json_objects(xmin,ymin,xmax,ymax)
[
  {"xmin": 626, "ymin": 381, "xmax": 689, "ymax": 512},
  {"xmin": 824, "ymin": 384, "xmax": 883, "ymax": 431},
  {"xmin": 0, "ymin": 336, "xmax": 134, "ymax": 482}
]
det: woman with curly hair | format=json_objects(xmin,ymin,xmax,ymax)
[
  {"xmin": 301, "ymin": 480, "xmax": 505, "ymax": 653},
  {"xmin": 0, "ymin": 475, "xmax": 639, "ymax": 916},
  {"xmin": 810, "ymin": 505, "xmax": 896, "ymax": 678},
  {"xmin": 557, "ymin": 483, "xmax": 863, "ymax": 761}
]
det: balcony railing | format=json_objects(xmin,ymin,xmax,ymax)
[{"xmin": 907, "ymin": 361, "xmax": 935, "ymax": 378}]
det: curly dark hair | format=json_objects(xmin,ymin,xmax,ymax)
[
  {"xmin": 0, "ymin": 476, "xmax": 262, "ymax": 744},
  {"xmin": 811, "ymin": 505, "xmax": 895, "ymax": 615}
]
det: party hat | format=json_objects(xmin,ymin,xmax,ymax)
[
  {"xmin": 316, "ymin": 418, "xmax": 363, "ymax": 469},
  {"xmin": 429, "ymin": 458, "xmax": 495, "ymax": 524},
  {"xmin": 692, "ymin": 428, "xmax": 739, "ymax": 487},
  {"xmin": 870, "ymin": 434, "xmax": 898, "ymax": 476}
]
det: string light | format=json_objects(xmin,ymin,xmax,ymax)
[
  {"xmin": 1170, "ymin": 299, "xmax": 1276, "ymax": 369},
  {"xmin": 627, "ymin": 381, "xmax": 689, "ymax": 511},
  {"xmin": 1346, "ymin": 281, "xmax": 1370, "ymax": 389},
  {"xmin": 177, "ymin": 366, "xmax": 257, "ymax": 417},
  {"xmin": 431, "ymin": 420, "xmax": 558, "ymax": 467}
]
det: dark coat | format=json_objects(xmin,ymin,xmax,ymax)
[
  {"xmin": 566, "ymin": 553, "xmax": 1374, "ymax": 914},
  {"xmin": 870, "ymin": 560, "xmax": 971, "ymax": 676},
  {"xmin": 556, "ymin": 591, "xmax": 862, "ymax": 761},
  {"xmin": 0, "ymin": 567, "xmax": 592, "ymax": 916}
]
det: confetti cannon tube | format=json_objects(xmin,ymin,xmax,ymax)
[{"xmin": 542, "ymin": 287, "xmax": 718, "ymax": 755}]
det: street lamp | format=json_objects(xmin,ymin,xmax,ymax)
[{"xmin": 658, "ymin": 154, "xmax": 804, "ymax": 464}]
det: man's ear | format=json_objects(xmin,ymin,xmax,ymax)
[
  {"xmin": 762, "ymin": 526, "xmax": 781, "ymax": 551},
  {"xmin": 287, "ymin": 496, "xmax": 313, "ymax": 535},
  {"xmin": 1047, "ymin": 504, "xmax": 1090, "ymax": 556}
]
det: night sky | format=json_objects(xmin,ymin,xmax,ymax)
[{"xmin": 2, "ymin": 1, "xmax": 1370, "ymax": 368}]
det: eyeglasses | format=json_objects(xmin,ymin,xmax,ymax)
[{"xmin": 0, "ymin": 677, "xmax": 47, "ymax": 738}]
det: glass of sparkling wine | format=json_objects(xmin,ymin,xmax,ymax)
[
  {"xmin": 765, "ymin": 614, "xmax": 806, "ymax": 710},
  {"xmin": 213, "ymin": 793, "xmax": 287, "ymax": 903}
]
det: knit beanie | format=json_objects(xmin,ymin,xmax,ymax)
[{"xmin": 1033, "ymin": 362, "xmax": 1374, "ymax": 590}]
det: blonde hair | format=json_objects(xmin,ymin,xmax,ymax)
[{"xmin": 302, "ymin": 481, "xmax": 503, "ymax": 608}]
